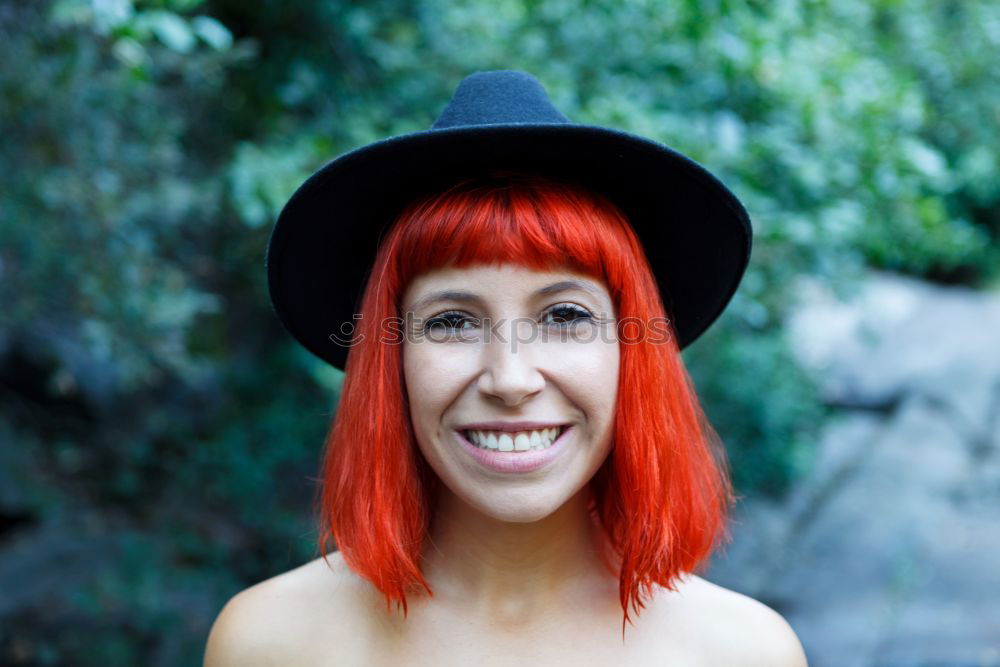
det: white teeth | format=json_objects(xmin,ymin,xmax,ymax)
[{"xmin": 465, "ymin": 427, "xmax": 565, "ymax": 452}]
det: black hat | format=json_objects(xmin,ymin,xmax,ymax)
[{"xmin": 266, "ymin": 70, "xmax": 752, "ymax": 371}]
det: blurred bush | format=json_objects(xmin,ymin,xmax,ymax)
[{"xmin": 1, "ymin": 0, "xmax": 997, "ymax": 663}]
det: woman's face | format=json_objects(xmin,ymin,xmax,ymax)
[{"xmin": 401, "ymin": 262, "xmax": 619, "ymax": 523}]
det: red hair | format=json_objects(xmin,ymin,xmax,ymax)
[{"xmin": 315, "ymin": 171, "xmax": 735, "ymax": 637}]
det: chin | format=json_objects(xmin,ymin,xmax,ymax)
[
  {"xmin": 462, "ymin": 486, "xmax": 571, "ymax": 523},
  {"xmin": 482, "ymin": 503, "xmax": 558, "ymax": 524}
]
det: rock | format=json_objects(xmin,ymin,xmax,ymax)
[{"xmin": 707, "ymin": 269, "xmax": 1000, "ymax": 666}]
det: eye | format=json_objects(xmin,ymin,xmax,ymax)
[
  {"xmin": 541, "ymin": 303, "xmax": 594, "ymax": 326},
  {"xmin": 423, "ymin": 310, "xmax": 479, "ymax": 333}
]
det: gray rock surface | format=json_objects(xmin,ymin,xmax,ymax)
[{"xmin": 706, "ymin": 270, "xmax": 1000, "ymax": 667}]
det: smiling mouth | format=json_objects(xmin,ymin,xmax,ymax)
[{"xmin": 460, "ymin": 425, "xmax": 569, "ymax": 452}]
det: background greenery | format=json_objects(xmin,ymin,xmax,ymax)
[{"xmin": 1, "ymin": 0, "xmax": 997, "ymax": 663}]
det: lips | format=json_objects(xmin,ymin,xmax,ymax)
[{"xmin": 453, "ymin": 425, "xmax": 574, "ymax": 473}]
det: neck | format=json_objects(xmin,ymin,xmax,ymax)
[{"xmin": 418, "ymin": 484, "xmax": 617, "ymax": 623}]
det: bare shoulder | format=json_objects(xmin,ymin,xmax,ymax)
[
  {"xmin": 203, "ymin": 552, "xmax": 364, "ymax": 667},
  {"xmin": 668, "ymin": 573, "xmax": 809, "ymax": 667}
]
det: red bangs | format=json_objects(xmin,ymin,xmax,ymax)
[{"xmin": 387, "ymin": 172, "xmax": 649, "ymax": 310}]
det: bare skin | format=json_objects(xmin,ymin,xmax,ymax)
[
  {"xmin": 204, "ymin": 549, "xmax": 808, "ymax": 666},
  {"xmin": 204, "ymin": 264, "xmax": 809, "ymax": 665}
]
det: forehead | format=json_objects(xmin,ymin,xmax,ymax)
[{"xmin": 402, "ymin": 263, "xmax": 611, "ymax": 307}]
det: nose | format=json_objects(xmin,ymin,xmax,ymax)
[{"xmin": 476, "ymin": 319, "xmax": 545, "ymax": 407}]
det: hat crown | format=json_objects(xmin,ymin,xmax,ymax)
[{"xmin": 431, "ymin": 70, "xmax": 571, "ymax": 129}]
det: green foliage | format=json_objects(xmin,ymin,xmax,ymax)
[{"xmin": 1, "ymin": 0, "xmax": 997, "ymax": 662}]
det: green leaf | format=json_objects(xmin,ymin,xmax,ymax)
[
  {"xmin": 146, "ymin": 10, "xmax": 195, "ymax": 53},
  {"xmin": 191, "ymin": 15, "xmax": 232, "ymax": 51}
]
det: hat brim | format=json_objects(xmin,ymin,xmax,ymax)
[{"xmin": 265, "ymin": 123, "xmax": 752, "ymax": 371}]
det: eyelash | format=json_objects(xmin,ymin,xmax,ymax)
[{"xmin": 423, "ymin": 304, "xmax": 594, "ymax": 333}]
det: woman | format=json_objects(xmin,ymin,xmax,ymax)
[{"xmin": 205, "ymin": 71, "xmax": 808, "ymax": 665}]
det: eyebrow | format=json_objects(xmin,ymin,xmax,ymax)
[{"xmin": 408, "ymin": 279, "xmax": 605, "ymax": 312}]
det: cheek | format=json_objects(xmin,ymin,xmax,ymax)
[
  {"xmin": 402, "ymin": 345, "xmax": 432, "ymax": 427},
  {"xmin": 559, "ymin": 338, "xmax": 620, "ymax": 404},
  {"xmin": 550, "ymin": 342, "xmax": 620, "ymax": 427},
  {"xmin": 402, "ymin": 342, "xmax": 473, "ymax": 427}
]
